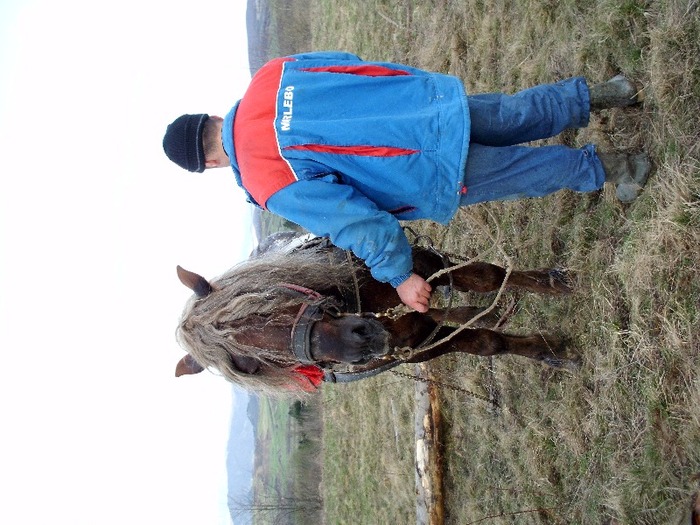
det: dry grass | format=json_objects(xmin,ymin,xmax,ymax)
[{"xmin": 301, "ymin": 1, "xmax": 700, "ymax": 523}]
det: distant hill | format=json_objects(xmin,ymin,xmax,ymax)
[
  {"xmin": 226, "ymin": 388, "xmax": 255, "ymax": 524},
  {"xmin": 245, "ymin": 0, "xmax": 313, "ymax": 242},
  {"xmin": 246, "ymin": 0, "xmax": 270, "ymax": 74},
  {"xmin": 246, "ymin": 0, "xmax": 313, "ymax": 75}
]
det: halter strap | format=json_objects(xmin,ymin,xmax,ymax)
[
  {"xmin": 290, "ymin": 302, "xmax": 324, "ymax": 364},
  {"xmin": 280, "ymin": 283, "xmax": 327, "ymax": 365},
  {"xmin": 279, "ymin": 283, "xmax": 323, "ymax": 300},
  {"xmin": 279, "ymin": 281, "xmax": 358, "ymax": 368}
]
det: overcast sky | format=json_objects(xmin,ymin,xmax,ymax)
[{"xmin": 0, "ymin": 1, "xmax": 256, "ymax": 523}]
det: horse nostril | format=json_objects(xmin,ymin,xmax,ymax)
[{"xmin": 351, "ymin": 325, "xmax": 368, "ymax": 337}]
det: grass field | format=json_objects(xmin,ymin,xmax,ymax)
[
  {"xmin": 296, "ymin": 1, "xmax": 700, "ymax": 524},
  {"xmin": 249, "ymin": 396, "xmax": 323, "ymax": 524}
]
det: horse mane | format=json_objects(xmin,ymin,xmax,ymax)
[{"xmin": 176, "ymin": 245, "xmax": 357, "ymax": 396}]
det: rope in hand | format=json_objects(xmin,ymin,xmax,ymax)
[
  {"xmin": 394, "ymin": 212, "xmax": 514, "ymax": 357},
  {"xmin": 384, "ymin": 212, "xmax": 519, "ymax": 413}
]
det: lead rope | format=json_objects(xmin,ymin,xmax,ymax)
[
  {"xmin": 386, "ymin": 215, "xmax": 518, "ymax": 415},
  {"xmin": 390, "ymin": 366, "xmax": 529, "ymax": 425},
  {"xmin": 345, "ymin": 250, "xmax": 362, "ymax": 314},
  {"xmin": 392, "ymin": 219, "xmax": 514, "ymax": 358},
  {"xmin": 399, "ymin": 227, "xmax": 455, "ymax": 351},
  {"xmin": 388, "ymin": 368, "xmax": 499, "ymax": 408}
]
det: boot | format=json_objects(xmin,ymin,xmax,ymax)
[
  {"xmin": 598, "ymin": 152, "xmax": 651, "ymax": 203},
  {"xmin": 589, "ymin": 75, "xmax": 640, "ymax": 110}
]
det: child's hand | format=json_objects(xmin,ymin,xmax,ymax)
[{"xmin": 396, "ymin": 273, "xmax": 432, "ymax": 313}]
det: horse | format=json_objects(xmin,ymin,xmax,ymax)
[{"xmin": 174, "ymin": 232, "xmax": 575, "ymax": 396}]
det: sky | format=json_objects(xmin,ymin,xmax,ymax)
[{"xmin": 0, "ymin": 1, "xmax": 255, "ymax": 523}]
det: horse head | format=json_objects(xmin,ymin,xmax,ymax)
[
  {"xmin": 175, "ymin": 265, "xmax": 260, "ymax": 378},
  {"xmin": 277, "ymin": 282, "xmax": 391, "ymax": 367}
]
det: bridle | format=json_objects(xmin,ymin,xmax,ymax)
[
  {"xmin": 282, "ymin": 283, "xmax": 331, "ymax": 365},
  {"xmin": 280, "ymin": 280, "xmax": 416, "ymax": 384},
  {"xmin": 280, "ymin": 283, "xmax": 357, "ymax": 367}
]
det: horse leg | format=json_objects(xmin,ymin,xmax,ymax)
[
  {"xmin": 412, "ymin": 248, "xmax": 572, "ymax": 295},
  {"xmin": 404, "ymin": 326, "xmax": 576, "ymax": 368},
  {"xmin": 426, "ymin": 306, "xmax": 501, "ymax": 327},
  {"xmin": 450, "ymin": 262, "xmax": 573, "ymax": 295}
]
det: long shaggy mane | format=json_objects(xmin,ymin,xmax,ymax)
[{"xmin": 177, "ymin": 246, "xmax": 358, "ymax": 396}]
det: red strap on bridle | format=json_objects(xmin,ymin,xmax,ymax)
[
  {"xmin": 279, "ymin": 283, "xmax": 323, "ymax": 300},
  {"xmin": 294, "ymin": 365, "xmax": 324, "ymax": 388}
]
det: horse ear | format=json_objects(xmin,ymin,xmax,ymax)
[
  {"xmin": 177, "ymin": 265, "xmax": 213, "ymax": 297},
  {"xmin": 175, "ymin": 354, "xmax": 205, "ymax": 377}
]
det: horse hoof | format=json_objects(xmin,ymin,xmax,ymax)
[
  {"xmin": 541, "ymin": 355, "xmax": 581, "ymax": 371},
  {"xmin": 548, "ymin": 269, "xmax": 575, "ymax": 294}
]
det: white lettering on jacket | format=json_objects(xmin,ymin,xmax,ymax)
[{"xmin": 280, "ymin": 86, "xmax": 294, "ymax": 131}]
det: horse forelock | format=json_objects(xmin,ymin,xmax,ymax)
[{"xmin": 176, "ymin": 246, "xmax": 357, "ymax": 396}]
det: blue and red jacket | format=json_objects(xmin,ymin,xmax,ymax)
[{"xmin": 222, "ymin": 51, "xmax": 470, "ymax": 286}]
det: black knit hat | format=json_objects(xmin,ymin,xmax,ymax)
[{"xmin": 162, "ymin": 114, "xmax": 209, "ymax": 173}]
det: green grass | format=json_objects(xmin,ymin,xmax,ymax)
[
  {"xmin": 251, "ymin": 395, "xmax": 324, "ymax": 524},
  {"xmin": 321, "ymin": 373, "xmax": 417, "ymax": 523},
  {"xmin": 253, "ymin": 0, "xmax": 700, "ymax": 525},
  {"xmin": 254, "ymin": 398, "xmax": 291, "ymax": 486},
  {"xmin": 258, "ymin": 0, "xmax": 700, "ymax": 523}
]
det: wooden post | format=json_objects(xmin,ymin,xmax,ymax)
[{"xmin": 414, "ymin": 363, "xmax": 444, "ymax": 525}]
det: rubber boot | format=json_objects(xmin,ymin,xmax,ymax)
[
  {"xmin": 589, "ymin": 75, "xmax": 640, "ymax": 110},
  {"xmin": 598, "ymin": 152, "xmax": 651, "ymax": 203}
]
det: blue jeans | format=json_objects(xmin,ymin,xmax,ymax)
[{"xmin": 460, "ymin": 77, "xmax": 606, "ymax": 205}]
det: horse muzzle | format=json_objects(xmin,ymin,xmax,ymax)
[{"xmin": 309, "ymin": 314, "xmax": 390, "ymax": 365}]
